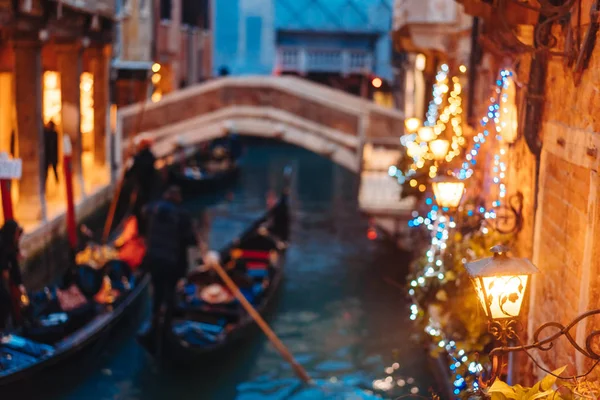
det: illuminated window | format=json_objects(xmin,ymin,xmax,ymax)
[
  {"xmin": 43, "ymin": 71, "xmax": 62, "ymax": 125},
  {"xmin": 80, "ymin": 72, "xmax": 94, "ymax": 153},
  {"xmin": 415, "ymin": 54, "xmax": 426, "ymax": 72}
]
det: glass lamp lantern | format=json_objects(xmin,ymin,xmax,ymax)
[
  {"xmin": 465, "ymin": 245, "xmax": 539, "ymax": 321},
  {"xmin": 405, "ymin": 117, "xmax": 422, "ymax": 134},
  {"xmin": 431, "ymin": 174, "xmax": 465, "ymax": 209}
]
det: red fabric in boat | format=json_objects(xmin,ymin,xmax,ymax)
[
  {"xmin": 116, "ymin": 217, "xmax": 146, "ymax": 270},
  {"xmin": 118, "ymin": 237, "xmax": 146, "ymax": 270},
  {"xmin": 246, "ymin": 261, "xmax": 268, "ymax": 270},
  {"xmin": 240, "ymin": 250, "xmax": 270, "ymax": 260}
]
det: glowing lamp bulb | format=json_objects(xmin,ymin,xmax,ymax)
[
  {"xmin": 465, "ymin": 245, "xmax": 539, "ymax": 320},
  {"xmin": 372, "ymin": 77, "xmax": 382, "ymax": 88},
  {"xmin": 429, "ymin": 139, "xmax": 450, "ymax": 161},
  {"xmin": 418, "ymin": 126, "xmax": 435, "ymax": 142},
  {"xmin": 152, "ymin": 63, "xmax": 161, "ymax": 73},
  {"xmin": 405, "ymin": 117, "xmax": 421, "ymax": 134}
]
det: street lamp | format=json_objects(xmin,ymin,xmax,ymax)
[
  {"xmin": 405, "ymin": 117, "xmax": 421, "ymax": 134},
  {"xmin": 429, "ymin": 139, "xmax": 450, "ymax": 161},
  {"xmin": 418, "ymin": 126, "xmax": 435, "ymax": 142},
  {"xmin": 466, "ymin": 245, "xmax": 538, "ymax": 323},
  {"xmin": 431, "ymin": 174, "xmax": 465, "ymax": 209}
]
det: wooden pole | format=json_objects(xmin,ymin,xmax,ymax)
[
  {"xmin": 206, "ymin": 254, "xmax": 312, "ymax": 384},
  {"xmin": 63, "ymin": 136, "xmax": 77, "ymax": 251},
  {"xmin": 102, "ymin": 168, "xmax": 126, "ymax": 244}
]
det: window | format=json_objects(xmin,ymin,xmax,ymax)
[
  {"xmin": 161, "ymin": 0, "xmax": 172, "ymax": 20},
  {"xmin": 181, "ymin": 0, "xmax": 210, "ymax": 27}
]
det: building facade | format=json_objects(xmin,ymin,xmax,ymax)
[
  {"xmin": 394, "ymin": 0, "xmax": 600, "ymax": 392},
  {"xmin": 0, "ymin": 0, "xmax": 114, "ymax": 228},
  {"xmin": 152, "ymin": 0, "xmax": 211, "ymax": 99},
  {"xmin": 112, "ymin": 0, "xmax": 154, "ymax": 108},
  {"xmin": 212, "ymin": 0, "xmax": 395, "ymax": 101}
]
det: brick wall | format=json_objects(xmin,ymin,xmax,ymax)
[{"xmin": 520, "ymin": 5, "xmax": 600, "ymax": 377}]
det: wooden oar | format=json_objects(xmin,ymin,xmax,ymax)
[
  {"xmin": 102, "ymin": 169, "xmax": 127, "ymax": 244},
  {"xmin": 205, "ymin": 252, "xmax": 312, "ymax": 384}
]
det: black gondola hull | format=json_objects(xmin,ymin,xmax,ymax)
[
  {"xmin": 169, "ymin": 164, "xmax": 240, "ymax": 196},
  {"xmin": 0, "ymin": 275, "xmax": 150, "ymax": 391}
]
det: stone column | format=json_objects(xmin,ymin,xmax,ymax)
[
  {"xmin": 56, "ymin": 41, "xmax": 85, "ymax": 197},
  {"xmin": 88, "ymin": 44, "xmax": 111, "ymax": 167},
  {"xmin": 13, "ymin": 39, "xmax": 46, "ymax": 222}
]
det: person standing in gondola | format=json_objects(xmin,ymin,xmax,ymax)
[
  {"xmin": 125, "ymin": 136, "xmax": 159, "ymax": 233},
  {"xmin": 0, "ymin": 220, "xmax": 27, "ymax": 330},
  {"xmin": 137, "ymin": 186, "xmax": 196, "ymax": 351}
]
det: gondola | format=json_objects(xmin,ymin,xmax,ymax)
[
  {"xmin": 0, "ymin": 216, "xmax": 148, "ymax": 388},
  {"xmin": 168, "ymin": 138, "xmax": 242, "ymax": 196},
  {"xmin": 137, "ymin": 189, "xmax": 290, "ymax": 365}
]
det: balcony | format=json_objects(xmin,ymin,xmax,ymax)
[
  {"xmin": 392, "ymin": 0, "xmax": 471, "ymax": 55},
  {"xmin": 50, "ymin": 0, "xmax": 116, "ymax": 18},
  {"xmin": 277, "ymin": 47, "xmax": 373, "ymax": 75}
]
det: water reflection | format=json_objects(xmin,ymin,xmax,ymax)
[{"xmin": 49, "ymin": 139, "xmax": 435, "ymax": 399}]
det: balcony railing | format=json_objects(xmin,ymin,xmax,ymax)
[
  {"xmin": 277, "ymin": 47, "xmax": 372, "ymax": 75},
  {"xmin": 393, "ymin": 0, "xmax": 459, "ymax": 31},
  {"xmin": 50, "ymin": 0, "xmax": 115, "ymax": 18}
]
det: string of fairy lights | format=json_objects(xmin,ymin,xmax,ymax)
[
  {"xmin": 403, "ymin": 68, "xmax": 514, "ymax": 397},
  {"xmin": 393, "ymin": 64, "xmax": 466, "ymax": 195}
]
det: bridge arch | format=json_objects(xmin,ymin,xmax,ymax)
[{"xmin": 117, "ymin": 76, "xmax": 405, "ymax": 173}]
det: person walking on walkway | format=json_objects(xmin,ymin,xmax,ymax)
[
  {"xmin": 138, "ymin": 186, "xmax": 196, "ymax": 352},
  {"xmin": 44, "ymin": 120, "xmax": 59, "ymax": 185}
]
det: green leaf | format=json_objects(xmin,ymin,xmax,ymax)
[
  {"xmin": 539, "ymin": 366, "xmax": 567, "ymax": 391},
  {"xmin": 489, "ymin": 379, "xmax": 518, "ymax": 399}
]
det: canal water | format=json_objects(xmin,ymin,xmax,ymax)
[{"xmin": 47, "ymin": 140, "xmax": 436, "ymax": 399}]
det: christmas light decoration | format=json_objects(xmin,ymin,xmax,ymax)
[{"xmin": 405, "ymin": 68, "xmax": 518, "ymax": 397}]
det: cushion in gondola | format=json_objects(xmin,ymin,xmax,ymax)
[
  {"xmin": 74, "ymin": 265, "xmax": 105, "ymax": 298},
  {"xmin": 247, "ymin": 270, "xmax": 268, "ymax": 279},
  {"xmin": 56, "ymin": 285, "xmax": 88, "ymax": 311},
  {"xmin": 0, "ymin": 335, "xmax": 54, "ymax": 358},
  {"xmin": 239, "ymin": 250, "xmax": 270, "ymax": 260},
  {"xmin": 105, "ymin": 260, "xmax": 133, "ymax": 292}
]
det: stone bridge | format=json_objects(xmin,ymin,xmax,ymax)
[{"xmin": 117, "ymin": 76, "xmax": 405, "ymax": 173}]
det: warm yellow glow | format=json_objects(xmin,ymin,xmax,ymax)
[
  {"xmin": 43, "ymin": 71, "xmax": 61, "ymax": 125},
  {"xmin": 418, "ymin": 184, "xmax": 426, "ymax": 192},
  {"xmin": 429, "ymin": 139, "xmax": 450, "ymax": 161},
  {"xmin": 151, "ymin": 73, "xmax": 161, "ymax": 84},
  {"xmin": 110, "ymin": 104, "xmax": 118, "ymax": 133},
  {"xmin": 151, "ymin": 91, "xmax": 162, "ymax": 102},
  {"xmin": 407, "ymin": 142, "xmax": 426, "ymax": 159},
  {"xmin": 501, "ymin": 75, "xmax": 519, "ymax": 143},
  {"xmin": 409, "ymin": 179, "xmax": 417, "ymax": 187},
  {"xmin": 80, "ymin": 73, "xmax": 94, "ymax": 140},
  {"xmin": 415, "ymin": 54, "xmax": 426, "ymax": 72},
  {"xmin": 152, "ymin": 63, "xmax": 161, "ymax": 73},
  {"xmin": 432, "ymin": 180, "xmax": 465, "ymax": 208},
  {"xmin": 371, "ymin": 77, "xmax": 382, "ymax": 88},
  {"xmin": 418, "ymin": 126, "xmax": 435, "ymax": 142},
  {"xmin": 404, "ymin": 117, "xmax": 421, "ymax": 133},
  {"xmin": 474, "ymin": 275, "xmax": 529, "ymax": 319},
  {"xmin": 459, "ymin": 65, "xmax": 467, "ymax": 73}
]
